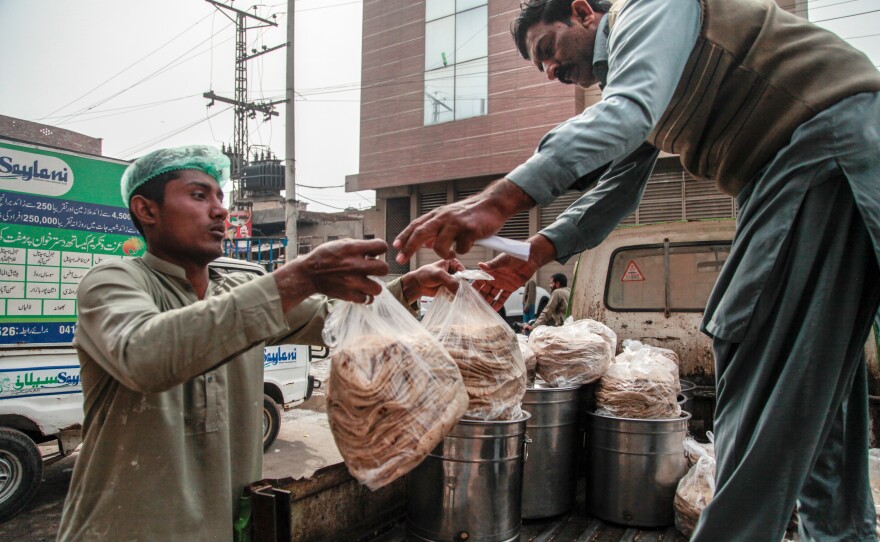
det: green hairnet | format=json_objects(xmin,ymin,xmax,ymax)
[{"xmin": 120, "ymin": 145, "xmax": 230, "ymax": 206}]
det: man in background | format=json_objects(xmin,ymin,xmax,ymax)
[
  {"xmin": 524, "ymin": 273, "xmax": 569, "ymax": 331},
  {"xmin": 522, "ymin": 277, "xmax": 537, "ymax": 323}
]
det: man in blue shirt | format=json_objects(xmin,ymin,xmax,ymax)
[{"xmin": 394, "ymin": 0, "xmax": 880, "ymax": 539}]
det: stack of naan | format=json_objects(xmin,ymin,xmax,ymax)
[
  {"xmin": 439, "ymin": 322, "xmax": 527, "ymax": 420},
  {"xmin": 528, "ymin": 319, "xmax": 615, "ymax": 387},
  {"xmin": 595, "ymin": 342, "xmax": 682, "ymax": 419},
  {"xmin": 327, "ymin": 334, "xmax": 468, "ymax": 490}
]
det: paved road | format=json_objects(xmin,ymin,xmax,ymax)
[{"xmin": 0, "ymin": 392, "xmax": 338, "ymax": 541}]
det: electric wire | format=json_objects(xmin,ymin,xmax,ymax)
[
  {"xmin": 296, "ymin": 193, "xmax": 349, "ymax": 210},
  {"xmin": 39, "ymin": 11, "xmax": 216, "ymax": 121},
  {"xmin": 38, "ymin": 95, "xmax": 203, "ymax": 122},
  {"xmin": 53, "ymin": 24, "xmax": 235, "ymax": 126},
  {"xmin": 118, "ymin": 105, "xmax": 233, "ymax": 158}
]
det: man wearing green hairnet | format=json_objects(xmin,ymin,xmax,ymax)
[{"xmin": 57, "ymin": 145, "xmax": 461, "ymax": 541}]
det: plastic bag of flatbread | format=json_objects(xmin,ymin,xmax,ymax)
[
  {"xmin": 516, "ymin": 334, "xmax": 538, "ymax": 382},
  {"xmin": 675, "ymin": 436, "xmax": 716, "ymax": 537},
  {"xmin": 870, "ymin": 449, "xmax": 880, "ymax": 537},
  {"xmin": 322, "ymin": 281, "xmax": 468, "ymax": 490},
  {"xmin": 595, "ymin": 340, "xmax": 682, "ymax": 419},
  {"xmin": 422, "ymin": 270, "xmax": 527, "ymax": 421},
  {"xmin": 528, "ymin": 318, "xmax": 615, "ymax": 387},
  {"xmin": 685, "ymin": 432, "xmax": 715, "ymax": 468},
  {"xmin": 621, "ymin": 339, "xmax": 680, "ymax": 372}
]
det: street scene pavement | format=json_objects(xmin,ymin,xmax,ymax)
[{"xmin": 0, "ymin": 361, "xmax": 338, "ymax": 542}]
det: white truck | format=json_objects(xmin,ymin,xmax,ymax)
[
  {"xmin": 0, "ymin": 140, "xmax": 318, "ymax": 521},
  {"xmin": 568, "ymin": 219, "xmax": 880, "ymax": 441}
]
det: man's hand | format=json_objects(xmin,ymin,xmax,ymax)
[
  {"xmin": 401, "ymin": 258, "xmax": 465, "ymax": 304},
  {"xmin": 273, "ymin": 239, "xmax": 390, "ymax": 311},
  {"xmin": 392, "ymin": 179, "xmax": 534, "ymax": 264},
  {"xmin": 474, "ymin": 234, "xmax": 558, "ymax": 310}
]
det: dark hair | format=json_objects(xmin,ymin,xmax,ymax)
[
  {"xmin": 511, "ymin": 0, "xmax": 613, "ymax": 60},
  {"xmin": 551, "ymin": 273, "xmax": 568, "ymax": 287},
  {"xmin": 128, "ymin": 170, "xmax": 181, "ymax": 237}
]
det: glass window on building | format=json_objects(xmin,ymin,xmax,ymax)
[
  {"xmin": 605, "ymin": 243, "xmax": 731, "ymax": 312},
  {"xmin": 424, "ymin": 0, "xmax": 488, "ymax": 125}
]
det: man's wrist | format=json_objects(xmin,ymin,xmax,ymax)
[
  {"xmin": 273, "ymin": 260, "xmax": 316, "ymax": 313},
  {"xmin": 400, "ymin": 273, "xmax": 420, "ymax": 305},
  {"xmin": 529, "ymin": 234, "xmax": 557, "ymax": 267},
  {"xmin": 483, "ymin": 178, "xmax": 535, "ymax": 216}
]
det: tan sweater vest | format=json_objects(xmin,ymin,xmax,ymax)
[{"xmin": 608, "ymin": 0, "xmax": 880, "ymax": 196}]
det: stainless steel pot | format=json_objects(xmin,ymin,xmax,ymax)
[
  {"xmin": 406, "ymin": 412, "xmax": 531, "ymax": 542},
  {"xmin": 585, "ymin": 411, "xmax": 690, "ymax": 527},
  {"xmin": 521, "ymin": 383, "xmax": 582, "ymax": 519},
  {"xmin": 678, "ymin": 379, "xmax": 697, "ymax": 413}
]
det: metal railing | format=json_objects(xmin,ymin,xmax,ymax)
[{"xmin": 223, "ymin": 237, "xmax": 287, "ymax": 271}]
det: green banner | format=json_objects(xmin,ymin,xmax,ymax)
[{"xmin": 0, "ymin": 140, "xmax": 144, "ymax": 345}]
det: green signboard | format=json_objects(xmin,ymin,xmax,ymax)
[{"xmin": 0, "ymin": 140, "xmax": 145, "ymax": 345}]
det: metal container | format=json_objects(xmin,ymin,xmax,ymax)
[
  {"xmin": 585, "ymin": 412, "xmax": 690, "ymax": 527},
  {"xmin": 678, "ymin": 379, "xmax": 697, "ymax": 413},
  {"xmin": 521, "ymin": 384, "xmax": 582, "ymax": 519},
  {"xmin": 406, "ymin": 412, "xmax": 531, "ymax": 542}
]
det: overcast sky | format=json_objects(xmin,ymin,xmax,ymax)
[
  {"xmin": 1, "ymin": 0, "xmax": 877, "ymax": 213},
  {"xmin": 0, "ymin": 0, "xmax": 367, "ymax": 212}
]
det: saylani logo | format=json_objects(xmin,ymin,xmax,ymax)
[
  {"xmin": 122, "ymin": 237, "xmax": 145, "ymax": 256},
  {"xmin": 0, "ymin": 148, "xmax": 74, "ymax": 197}
]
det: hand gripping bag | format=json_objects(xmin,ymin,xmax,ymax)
[{"xmin": 322, "ymin": 281, "xmax": 468, "ymax": 490}]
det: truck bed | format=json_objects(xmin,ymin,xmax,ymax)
[
  {"xmin": 280, "ymin": 453, "xmax": 801, "ymax": 542},
  {"xmin": 366, "ymin": 476, "xmax": 689, "ymax": 542},
  {"xmin": 367, "ymin": 480, "xmax": 802, "ymax": 542},
  {"xmin": 371, "ymin": 511, "xmax": 686, "ymax": 542}
]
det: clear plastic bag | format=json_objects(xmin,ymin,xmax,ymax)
[
  {"xmin": 517, "ymin": 333, "xmax": 537, "ymax": 385},
  {"xmin": 421, "ymin": 270, "xmax": 527, "ymax": 421},
  {"xmin": 322, "ymin": 281, "xmax": 468, "ymax": 490},
  {"xmin": 517, "ymin": 334, "xmax": 536, "ymax": 371},
  {"xmin": 528, "ymin": 318, "xmax": 615, "ymax": 387},
  {"xmin": 621, "ymin": 339, "xmax": 680, "ymax": 372},
  {"xmin": 675, "ymin": 435, "xmax": 717, "ymax": 537},
  {"xmin": 684, "ymin": 432, "xmax": 715, "ymax": 468},
  {"xmin": 595, "ymin": 340, "xmax": 682, "ymax": 419}
]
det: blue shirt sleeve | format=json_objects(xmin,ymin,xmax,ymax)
[
  {"xmin": 505, "ymin": 0, "xmax": 700, "ymax": 207},
  {"xmin": 541, "ymin": 142, "xmax": 660, "ymax": 263}
]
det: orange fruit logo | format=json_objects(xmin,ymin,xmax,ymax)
[{"xmin": 122, "ymin": 237, "xmax": 145, "ymax": 256}]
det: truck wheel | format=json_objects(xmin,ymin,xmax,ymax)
[
  {"xmin": 0, "ymin": 428, "xmax": 43, "ymax": 522},
  {"xmin": 262, "ymin": 395, "xmax": 281, "ymax": 452}
]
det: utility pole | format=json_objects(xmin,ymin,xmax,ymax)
[
  {"xmin": 203, "ymin": 0, "xmax": 288, "ymax": 209},
  {"xmin": 284, "ymin": 0, "xmax": 298, "ymax": 257}
]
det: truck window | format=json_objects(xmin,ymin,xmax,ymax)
[{"xmin": 605, "ymin": 242, "xmax": 730, "ymax": 312}]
